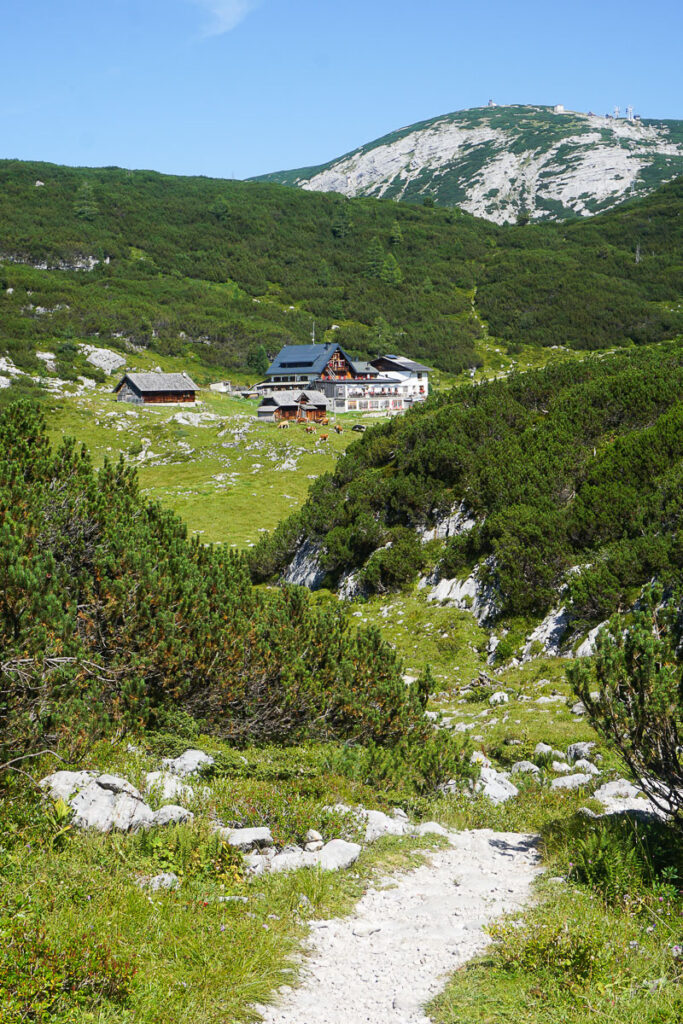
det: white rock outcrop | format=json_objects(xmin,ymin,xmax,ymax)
[
  {"xmin": 283, "ymin": 540, "xmax": 326, "ymax": 589},
  {"xmin": 40, "ymin": 771, "xmax": 193, "ymax": 832},
  {"xmin": 427, "ymin": 562, "xmax": 500, "ymax": 624},
  {"xmin": 161, "ymin": 749, "xmax": 214, "ymax": 777},
  {"xmin": 79, "ymin": 344, "xmax": 127, "ymax": 374},
  {"xmin": 418, "ymin": 503, "xmax": 476, "ymax": 543}
]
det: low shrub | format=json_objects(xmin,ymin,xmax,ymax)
[{"xmin": 0, "ymin": 920, "xmax": 136, "ymax": 1021}]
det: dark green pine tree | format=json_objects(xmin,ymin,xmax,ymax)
[
  {"xmin": 73, "ymin": 182, "xmax": 99, "ymax": 221},
  {"xmin": 365, "ymin": 237, "xmax": 385, "ymax": 279},
  {"xmin": 390, "ymin": 220, "xmax": 403, "ymax": 246},
  {"xmin": 380, "ymin": 252, "xmax": 403, "ymax": 286}
]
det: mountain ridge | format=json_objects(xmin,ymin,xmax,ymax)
[{"xmin": 253, "ymin": 104, "xmax": 683, "ymax": 223}]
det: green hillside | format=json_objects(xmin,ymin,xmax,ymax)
[
  {"xmin": 252, "ymin": 342, "xmax": 683, "ymax": 633},
  {"xmin": 0, "ymin": 160, "xmax": 682, "ymax": 383}
]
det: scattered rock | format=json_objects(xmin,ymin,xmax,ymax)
[
  {"xmin": 573, "ymin": 758, "xmax": 600, "ymax": 776},
  {"xmin": 152, "ymin": 805, "xmax": 194, "ymax": 827},
  {"xmin": 268, "ymin": 839, "xmax": 362, "ymax": 874},
  {"xmin": 550, "ymin": 773, "xmax": 593, "ymax": 791},
  {"xmin": 472, "ymin": 766, "xmax": 519, "ymax": 805},
  {"xmin": 551, "ymin": 761, "xmax": 572, "ymax": 774},
  {"xmin": 305, "ymin": 829, "xmax": 323, "ymax": 843},
  {"xmin": 489, "ymin": 690, "xmax": 509, "ymax": 706},
  {"xmin": 161, "ymin": 749, "xmax": 214, "ymax": 777},
  {"xmin": 567, "ymin": 741, "xmax": 596, "ymax": 763},
  {"xmin": 364, "ymin": 809, "xmax": 408, "ymax": 842},
  {"xmin": 510, "ymin": 760, "xmax": 540, "ymax": 775},
  {"xmin": 40, "ymin": 771, "xmax": 193, "ymax": 832},
  {"xmin": 217, "ymin": 826, "xmax": 274, "ymax": 851},
  {"xmin": 139, "ymin": 872, "xmax": 180, "ymax": 891},
  {"xmin": 144, "ymin": 770, "xmax": 195, "ymax": 803}
]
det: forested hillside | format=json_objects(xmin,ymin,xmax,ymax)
[
  {"xmin": 251, "ymin": 343, "xmax": 683, "ymax": 631},
  {"xmin": 0, "ymin": 160, "xmax": 682, "ymax": 378}
]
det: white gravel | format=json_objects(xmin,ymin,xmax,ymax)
[{"xmin": 258, "ymin": 828, "xmax": 540, "ymax": 1024}]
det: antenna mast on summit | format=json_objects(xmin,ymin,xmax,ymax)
[{"xmin": 614, "ymin": 105, "xmax": 620, "ymax": 119}]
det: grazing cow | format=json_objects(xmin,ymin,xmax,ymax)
[
  {"xmin": 319, "ymin": 433, "xmax": 329, "ymax": 441},
  {"xmin": 334, "ymin": 424, "xmax": 344, "ymax": 434},
  {"xmin": 305, "ymin": 424, "xmax": 316, "ymax": 434},
  {"xmin": 321, "ymin": 417, "xmax": 329, "ymax": 426},
  {"xmin": 278, "ymin": 421, "xmax": 289, "ymax": 429}
]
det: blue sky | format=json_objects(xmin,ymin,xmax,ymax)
[{"xmin": 2, "ymin": 0, "xmax": 681, "ymax": 179}]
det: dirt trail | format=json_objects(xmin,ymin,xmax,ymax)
[{"xmin": 258, "ymin": 828, "xmax": 541, "ymax": 1024}]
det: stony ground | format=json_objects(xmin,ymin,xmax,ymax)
[{"xmin": 258, "ymin": 829, "xmax": 541, "ymax": 1024}]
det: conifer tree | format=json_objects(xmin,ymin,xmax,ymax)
[
  {"xmin": 365, "ymin": 237, "xmax": 385, "ymax": 279},
  {"xmin": 380, "ymin": 252, "xmax": 403, "ymax": 286}
]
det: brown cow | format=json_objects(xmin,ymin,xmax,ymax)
[
  {"xmin": 334, "ymin": 424, "xmax": 344, "ymax": 434},
  {"xmin": 319, "ymin": 433, "xmax": 329, "ymax": 442},
  {"xmin": 321, "ymin": 417, "xmax": 329, "ymax": 426},
  {"xmin": 305, "ymin": 424, "xmax": 316, "ymax": 434},
  {"xmin": 278, "ymin": 421, "xmax": 289, "ymax": 429}
]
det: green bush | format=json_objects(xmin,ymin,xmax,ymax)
[
  {"xmin": 0, "ymin": 920, "xmax": 136, "ymax": 1021},
  {"xmin": 0, "ymin": 402, "xmax": 430, "ymax": 762}
]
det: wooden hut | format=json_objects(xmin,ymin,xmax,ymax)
[
  {"xmin": 113, "ymin": 372, "xmax": 198, "ymax": 405},
  {"xmin": 257, "ymin": 389, "xmax": 329, "ymax": 423}
]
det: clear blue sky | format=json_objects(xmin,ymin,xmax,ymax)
[{"xmin": 2, "ymin": 0, "xmax": 681, "ymax": 180}]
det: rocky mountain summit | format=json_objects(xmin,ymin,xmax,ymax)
[{"xmin": 256, "ymin": 104, "xmax": 683, "ymax": 223}]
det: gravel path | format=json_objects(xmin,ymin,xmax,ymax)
[{"xmin": 258, "ymin": 829, "xmax": 540, "ymax": 1024}]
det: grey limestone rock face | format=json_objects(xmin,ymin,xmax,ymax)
[
  {"xmin": 418, "ymin": 502, "xmax": 476, "ymax": 543},
  {"xmin": 592, "ymin": 778, "xmax": 664, "ymax": 817},
  {"xmin": 363, "ymin": 809, "xmax": 408, "ymax": 843},
  {"xmin": 521, "ymin": 606, "xmax": 570, "ymax": 661},
  {"xmin": 283, "ymin": 540, "xmax": 326, "ymax": 589},
  {"xmin": 160, "ymin": 749, "xmax": 215, "ymax": 777}
]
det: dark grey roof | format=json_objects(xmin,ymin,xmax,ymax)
[
  {"xmin": 351, "ymin": 360, "xmax": 380, "ymax": 376},
  {"xmin": 115, "ymin": 372, "xmax": 198, "ymax": 393},
  {"xmin": 259, "ymin": 389, "xmax": 329, "ymax": 408},
  {"xmin": 372, "ymin": 355, "xmax": 432, "ymax": 373},
  {"xmin": 266, "ymin": 343, "xmax": 352, "ymax": 378}
]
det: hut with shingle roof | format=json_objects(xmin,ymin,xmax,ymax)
[{"xmin": 113, "ymin": 372, "xmax": 198, "ymax": 405}]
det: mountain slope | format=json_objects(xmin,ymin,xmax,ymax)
[
  {"xmin": 251, "ymin": 342, "xmax": 683, "ymax": 640},
  {"xmin": 255, "ymin": 105, "xmax": 683, "ymax": 224},
  {"xmin": 0, "ymin": 161, "xmax": 681, "ymax": 385}
]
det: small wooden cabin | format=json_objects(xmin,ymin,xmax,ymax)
[
  {"xmin": 113, "ymin": 372, "xmax": 198, "ymax": 405},
  {"xmin": 257, "ymin": 389, "xmax": 329, "ymax": 423}
]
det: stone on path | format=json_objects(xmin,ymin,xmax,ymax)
[{"xmin": 256, "ymin": 829, "xmax": 540, "ymax": 1024}]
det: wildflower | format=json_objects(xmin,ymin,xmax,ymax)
[
  {"xmin": 629, "ymin": 941, "xmax": 639, "ymax": 949},
  {"xmin": 220, "ymin": 924, "xmax": 226, "ymax": 932},
  {"xmin": 672, "ymin": 945, "xmax": 682, "ymax": 958}
]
